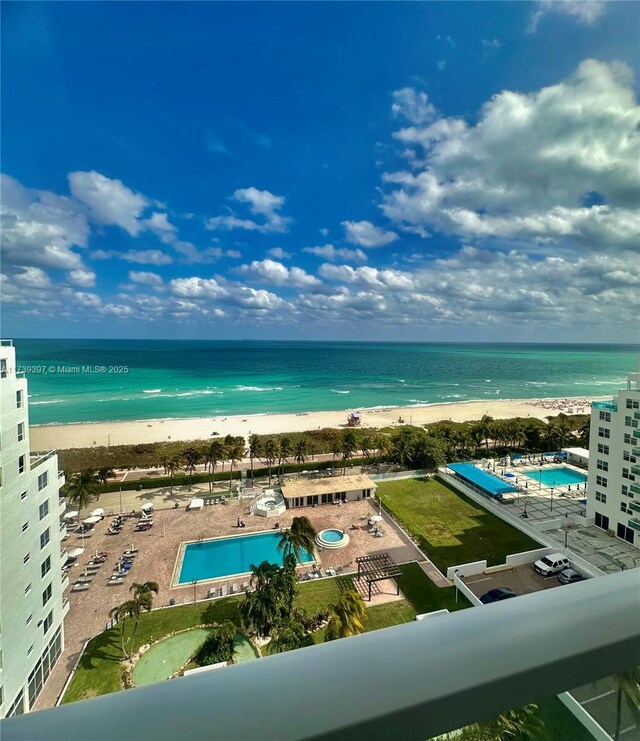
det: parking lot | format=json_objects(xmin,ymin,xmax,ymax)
[{"xmin": 464, "ymin": 564, "xmax": 570, "ymax": 600}]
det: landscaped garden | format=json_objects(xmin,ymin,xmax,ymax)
[
  {"xmin": 377, "ymin": 477, "xmax": 541, "ymax": 572},
  {"xmin": 63, "ymin": 561, "xmax": 466, "ymax": 704}
]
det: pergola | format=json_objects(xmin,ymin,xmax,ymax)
[{"xmin": 355, "ymin": 553, "xmax": 402, "ymax": 601}]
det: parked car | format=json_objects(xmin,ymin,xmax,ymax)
[
  {"xmin": 480, "ymin": 587, "xmax": 517, "ymax": 604},
  {"xmin": 558, "ymin": 568, "xmax": 585, "ymax": 584},
  {"xmin": 533, "ymin": 553, "xmax": 570, "ymax": 576}
]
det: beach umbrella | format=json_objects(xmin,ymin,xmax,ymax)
[
  {"xmin": 369, "ymin": 515, "xmax": 383, "ymax": 523},
  {"xmin": 83, "ymin": 515, "xmax": 102, "ymax": 525},
  {"xmin": 90, "ymin": 508, "xmax": 105, "ymax": 517},
  {"xmin": 67, "ymin": 547, "xmax": 85, "ymax": 559},
  {"xmin": 63, "ymin": 511, "xmax": 79, "ymax": 520}
]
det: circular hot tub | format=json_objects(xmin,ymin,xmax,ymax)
[{"xmin": 316, "ymin": 528, "xmax": 350, "ymax": 549}]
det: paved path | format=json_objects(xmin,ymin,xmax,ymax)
[{"xmin": 419, "ymin": 560, "xmax": 451, "ymax": 587}]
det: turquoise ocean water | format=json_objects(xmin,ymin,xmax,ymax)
[{"xmin": 14, "ymin": 339, "xmax": 639, "ymax": 425}]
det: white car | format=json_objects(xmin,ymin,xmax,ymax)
[{"xmin": 533, "ymin": 553, "xmax": 570, "ymax": 576}]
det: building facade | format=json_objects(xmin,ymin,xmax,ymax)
[
  {"xmin": 0, "ymin": 341, "xmax": 69, "ymax": 717},
  {"xmin": 587, "ymin": 368, "xmax": 640, "ymax": 549}
]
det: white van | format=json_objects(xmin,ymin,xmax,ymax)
[{"xmin": 533, "ymin": 553, "xmax": 570, "ymax": 576}]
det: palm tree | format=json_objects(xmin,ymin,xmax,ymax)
[
  {"xmin": 278, "ymin": 437, "xmax": 292, "ymax": 479},
  {"xmin": 294, "ymin": 438, "xmax": 307, "ymax": 465},
  {"xmin": 278, "ymin": 516, "xmax": 317, "ymax": 563},
  {"xmin": 240, "ymin": 561, "xmax": 283, "ymax": 638},
  {"xmin": 182, "ymin": 447, "xmax": 201, "ymax": 487},
  {"xmin": 127, "ymin": 581, "xmax": 159, "ymax": 658},
  {"xmin": 226, "ymin": 438, "xmax": 246, "ymax": 494},
  {"xmin": 248, "ymin": 434, "xmax": 262, "ymax": 487},
  {"xmin": 458, "ymin": 703, "xmax": 546, "ymax": 740},
  {"xmin": 475, "ymin": 414, "xmax": 494, "ymax": 452},
  {"xmin": 331, "ymin": 438, "xmax": 342, "ymax": 476},
  {"xmin": 109, "ymin": 600, "xmax": 137, "ymax": 658},
  {"xmin": 341, "ymin": 431, "xmax": 358, "ymax": 475},
  {"xmin": 195, "ymin": 621, "xmax": 236, "ymax": 666},
  {"xmin": 66, "ymin": 469, "xmax": 99, "ymax": 526},
  {"xmin": 263, "ymin": 438, "xmax": 279, "ymax": 486},
  {"xmin": 324, "ymin": 589, "xmax": 366, "ymax": 641},
  {"xmin": 97, "ymin": 466, "xmax": 115, "ymax": 485},
  {"xmin": 208, "ymin": 438, "xmax": 226, "ymax": 491},
  {"xmin": 166, "ymin": 456, "xmax": 181, "ymax": 496}
]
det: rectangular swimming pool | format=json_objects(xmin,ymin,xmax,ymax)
[
  {"xmin": 177, "ymin": 531, "xmax": 313, "ymax": 584},
  {"xmin": 522, "ymin": 467, "xmax": 587, "ymax": 487}
]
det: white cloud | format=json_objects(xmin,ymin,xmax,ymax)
[
  {"xmin": 145, "ymin": 212, "xmax": 178, "ymax": 244},
  {"xmin": 383, "ymin": 60, "xmax": 640, "ymax": 251},
  {"xmin": 68, "ymin": 269, "xmax": 96, "ymax": 288},
  {"xmin": 302, "ymin": 244, "xmax": 367, "ymax": 263},
  {"xmin": 206, "ymin": 187, "xmax": 291, "ymax": 234},
  {"xmin": 237, "ymin": 259, "xmax": 321, "ymax": 287},
  {"xmin": 437, "ymin": 34, "xmax": 456, "ymax": 48},
  {"xmin": 436, "ymin": 61, "xmax": 446, "ymax": 72},
  {"xmin": 1, "ymin": 174, "xmax": 89, "ymax": 271},
  {"xmin": 481, "ymin": 38, "xmax": 501, "ymax": 49},
  {"xmin": 172, "ymin": 241, "xmax": 241, "ymax": 264},
  {"xmin": 128, "ymin": 271, "xmax": 163, "ymax": 286},
  {"xmin": 529, "ymin": 0, "xmax": 606, "ymax": 32},
  {"xmin": 169, "ymin": 276, "xmax": 227, "ymax": 299},
  {"xmin": 267, "ymin": 247, "xmax": 291, "ymax": 260},
  {"xmin": 68, "ymin": 171, "xmax": 149, "ymax": 236},
  {"xmin": 391, "ymin": 88, "xmax": 436, "ymax": 125},
  {"xmin": 90, "ymin": 248, "xmax": 174, "ymax": 265},
  {"xmin": 319, "ymin": 228, "xmax": 330, "ymax": 237},
  {"xmin": 342, "ymin": 220, "xmax": 399, "ymax": 248}
]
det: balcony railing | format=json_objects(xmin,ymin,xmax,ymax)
[
  {"xmin": 630, "ymin": 483, "xmax": 640, "ymax": 496},
  {"xmin": 628, "ymin": 501, "xmax": 640, "ymax": 514},
  {"xmin": 30, "ymin": 450, "xmax": 56, "ymax": 470},
  {"xmin": 628, "ymin": 518, "xmax": 640, "ymax": 532},
  {"xmin": 632, "ymin": 465, "xmax": 640, "ymax": 477},
  {"xmin": 1, "ymin": 569, "xmax": 639, "ymax": 741},
  {"xmin": 592, "ymin": 400, "xmax": 618, "ymax": 411}
]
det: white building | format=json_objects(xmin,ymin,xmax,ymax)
[
  {"xmin": 587, "ymin": 367, "xmax": 640, "ymax": 548},
  {"xmin": 0, "ymin": 341, "xmax": 69, "ymax": 717}
]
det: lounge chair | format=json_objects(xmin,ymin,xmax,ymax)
[
  {"xmin": 72, "ymin": 583, "xmax": 90, "ymax": 591},
  {"xmin": 231, "ymin": 583, "xmax": 239, "ymax": 594},
  {"xmin": 221, "ymin": 584, "xmax": 228, "ymax": 597}
]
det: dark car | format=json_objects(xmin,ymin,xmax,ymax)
[
  {"xmin": 558, "ymin": 568, "xmax": 585, "ymax": 584},
  {"xmin": 480, "ymin": 587, "xmax": 517, "ymax": 604}
]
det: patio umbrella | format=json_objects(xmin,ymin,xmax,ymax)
[
  {"xmin": 63, "ymin": 511, "xmax": 79, "ymax": 520},
  {"xmin": 141, "ymin": 502, "xmax": 154, "ymax": 512},
  {"xmin": 83, "ymin": 515, "xmax": 102, "ymax": 525},
  {"xmin": 67, "ymin": 547, "xmax": 85, "ymax": 559},
  {"xmin": 90, "ymin": 508, "xmax": 105, "ymax": 517},
  {"xmin": 369, "ymin": 515, "xmax": 383, "ymax": 523}
]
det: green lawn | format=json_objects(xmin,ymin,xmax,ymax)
[
  {"xmin": 377, "ymin": 477, "xmax": 541, "ymax": 572},
  {"xmin": 63, "ymin": 562, "xmax": 467, "ymax": 703}
]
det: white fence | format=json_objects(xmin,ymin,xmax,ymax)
[
  {"xmin": 370, "ymin": 469, "xmax": 431, "ymax": 482},
  {"xmin": 559, "ymin": 691, "xmax": 613, "ymax": 741}
]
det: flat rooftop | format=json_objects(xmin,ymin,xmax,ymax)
[
  {"xmin": 447, "ymin": 463, "xmax": 518, "ymax": 497},
  {"xmin": 281, "ymin": 473, "xmax": 377, "ymax": 500}
]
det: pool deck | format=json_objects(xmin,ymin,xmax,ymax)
[{"xmin": 36, "ymin": 497, "xmax": 423, "ymax": 710}]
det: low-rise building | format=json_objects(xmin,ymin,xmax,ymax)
[{"xmin": 281, "ymin": 473, "xmax": 376, "ymax": 508}]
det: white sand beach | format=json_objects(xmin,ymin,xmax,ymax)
[{"xmin": 29, "ymin": 396, "xmax": 602, "ymax": 450}]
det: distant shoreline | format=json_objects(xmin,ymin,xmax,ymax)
[{"xmin": 29, "ymin": 395, "xmax": 604, "ymax": 451}]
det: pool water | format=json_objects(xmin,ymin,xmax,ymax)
[
  {"xmin": 319, "ymin": 529, "xmax": 345, "ymax": 543},
  {"xmin": 132, "ymin": 630, "xmax": 257, "ymax": 687},
  {"xmin": 178, "ymin": 531, "xmax": 313, "ymax": 583},
  {"xmin": 522, "ymin": 467, "xmax": 587, "ymax": 487}
]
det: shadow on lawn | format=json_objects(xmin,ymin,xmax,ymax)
[{"xmin": 79, "ymin": 628, "xmax": 123, "ymax": 668}]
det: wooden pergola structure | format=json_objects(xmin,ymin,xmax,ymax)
[{"xmin": 355, "ymin": 553, "xmax": 402, "ymax": 601}]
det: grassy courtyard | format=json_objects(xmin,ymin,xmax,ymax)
[
  {"xmin": 63, "ymin": 562, "xmax": 467, "ymax": 703},
  {"xmin": 377, "ymin": 477, "xmax": 541, "ymax": 572}
]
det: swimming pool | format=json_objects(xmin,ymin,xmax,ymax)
[
  {"xmin": 316, "ymin": 528, "xmax": 350, "ymax": 550},
  {"xmin": 177, "ymin": 531, "xmax": 313, "ymax": 584},
  {"xmin": 522, "ymin": 467, "xmax": 587, "ymax": 487}
]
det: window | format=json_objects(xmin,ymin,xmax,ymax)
[
  {"xmin": 599, "ymin": 411, "xmax": 611, "ymax": 422},
  {"xmin": 617, "ymin": 523, "xmax": 635, "ymax": 544},
  {"xmin": 623, "ymin": 451, "xmax": 637, "ymax": 463},
  {"xmin": 17, "ymin": 422, "xmax": 25, "ymax": 442},
  {"xmin": 40, "ymin": 527, "xmax": 50, "ymax": 549},
  {"xmin": 623, "ymin": 467, "xmax": 636, "ymax": 481},
  {"xmin": 595, "ymin": 491, "xmax": 607, "ymax": 503},
  {"xmin": 596, "ymin": 459, "xmax": 609, "ymax": 471},
  {"xmin": 25, "ymin": 583, "xmax": 31, "ymax": 595},
  {"xmin": 625, "ymin": 416, "xmax": 639, "ymax": 429},
  {"xmin": 23, "ymin": 553, "xmax": 30, "ymax": 564},
  {"xmin": 598, "ymin": 427, "xmax": 610, "ymax": 439},
  {"xmin": 22, "ymin": 522, "xmax": 29, "ymax": 532},
  {"xmin": 41, "ymin": 556, "xmax": 51, "ymax": 578},
  {"xmin": 621, "ymin": 502, "xmax": 629, "ymax": 513},
  {"xmin": 625, "ymin": 433, "xmax": 633, "ymax": 444},
  {"xmin": 37, "ymin": 472, "xmax": 48, "ymax": 492},
  {"xmin": 42, "ymin": 583, "xmax": 52, "ymax": 607},
  {"xmin": 596, "ymin": 475, "xmax": 608, "ymax": 488},
  {"xmin": 595, "ymin": 512, "xmax": 609, "ymax": 530},
  {"xmin": 20, "ymin": 490, "xmax": 27, "ymax": 501},
  {"xmin": 18, "ymin": 454, "xmax": 26, "ymax": 474},
  {"xmin": 38, "ymin": 500, "xmax": 49, "ymax": 520},
  {"xmin": 16, "ymin": 389, "xmax": 23, "ymax": 408},
  {"xmin": 43, "ymin": 611, "xmax": 53, "ymax": 634},
  {"xmin": 1, "ymin": 358, "xmax": 7, "ymax": 378},
  {"xmin": 597, "ymin": 443, "xmax": 609, "ymax": 455}
]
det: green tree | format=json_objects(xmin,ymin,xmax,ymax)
[
  {"xmin": 269, "ymin": 609, "xmax": 313, "ymax": 653},
  {"xmin": 263, "ymin": 438, "xmax": 279, "ymax": 486},
  {"xmin": 208, "ymin": 439, "xmax": 226, "ymax": 491},
  {"xmin": 278, "ymin": 437, "xmax": 292, "ymax": 479},
  {"xmin": 97, "ymin": 466, "xmax": 115, "ymax": 485},
  {"xmin": 182, "ymin": 447, "xmax": 201, "ymax": 487},
  {"xmin": 240, "ymin": 561, "xmax": 283, "ymax": 638},
  {"xmin": 341, "ymin": 431, "xmax": 358, "ymax": 475},
  {"xmin": 126, "ymin": 581, "xmax": 159, "ymax": 659},
  {"xmin": 226, "ymin": 438, "xmax": 246, "ymax": 493},
  {"xmin": 331, "ymin": 437, "xmax": 343, "ymax": 476},
  {"xmin": 66, "ymin": 469, "xmax": 99, "ymax": 524},
  {"xmin": 109, "ymin": 600, "xmax": 137, "ymax": 658},
  {"xmin": 457, "ymin": 703, "xmax": 546, "ymax": 740},
  {"xmin": 248, "ymin": 434, "xmax": 263, "ymax": 487},
  {"xmin": 294, "ymin": 438, "xmax": 308, "ymax": 465},
  {"xmin": 195, "ymin": 622, "xmax": 236, "ymax": 666},
  {"xmin": 166, "ymin": 456, "xmax": 181, "ymax": 496},
  {"xmin": 324, "ymin": 589, "xmax": 366, "ymax": 641}
]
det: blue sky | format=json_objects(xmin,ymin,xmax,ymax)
[{"xmin": 2, "ymin": 1, "xmax": 639, "ymax": 341}]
